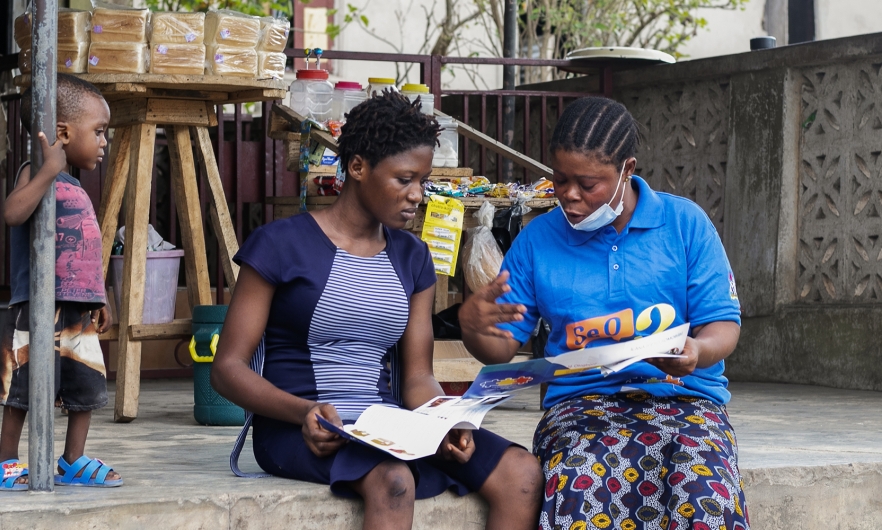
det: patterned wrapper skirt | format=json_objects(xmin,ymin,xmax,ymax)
[{"xmin": 533, "ymin": 393, "xmax": 749, "ymax": 530}]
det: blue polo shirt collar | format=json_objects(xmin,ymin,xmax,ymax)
[{"xmin": 563, "ymin": 175, "xmax": 666, "ymax": 246}]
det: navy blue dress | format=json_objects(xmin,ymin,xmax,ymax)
[{"xmin": 233, "ymin": 213, "xmax": 515, "ymax": 497}]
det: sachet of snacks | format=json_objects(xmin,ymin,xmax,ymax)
[
  {"xmin": 148, "ymin": 11, "xmax": 206, "ymax": 74},
  {"xmin": 14, "ymin": 9, "xmax": 92, "ymax": 74}
]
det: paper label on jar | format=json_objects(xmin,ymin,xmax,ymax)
[
  {"xmin": 185, "ymin": 33, "xmax": 196, "ymax": 42},
  {"xmin": 214, "ymin": 53, "xmax": 224, "ymax": 63},
  {"xmin": 220, "ymin": 28, "xmax": 231, "ymax": 39},
  {"xmin": 92, "ymin": 25, "xmax": 102, "ymax": 34},
  {"xmin": 65, "ymin": 58, "xmax": 73, "ymax": 69},
  {"xmin": 157, "ymin": 44, "xmax": 168, "ymax": 54},
  {"xmin": 89, "ymin": 55, "xmax": 99, "ymax": 66}
]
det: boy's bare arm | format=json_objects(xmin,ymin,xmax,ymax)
[{"xmin": 4, "ymin": 132, "xmax": 67, "ymax": 226}]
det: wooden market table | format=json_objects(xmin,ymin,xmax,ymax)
[{"xmin": 16, "ymin": 73, "xmax": 287, "ymax": 422}]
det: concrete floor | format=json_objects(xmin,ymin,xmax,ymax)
[{"xmin": 1, "ymin": 380, "xmax": 881, "ymax": 529}]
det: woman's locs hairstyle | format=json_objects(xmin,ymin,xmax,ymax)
[
  {"xmin": 550, "ymin": 96, "xmax": 640, "ymax": 167},
  {"xmin": 336, "ymin": 90, "xmax": 441, "ymax": 173}
]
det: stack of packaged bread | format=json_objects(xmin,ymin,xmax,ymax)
[
  {"xmin": 14, "ymin": 6, "xmax": 288, "ymax": 78},
  {"xmin": 15, "ymin": 9, "xmax": 92, "ymax": 74},
  {"xmin": 88, "ymin": 6, "xmax": 150, "ymax": 73},
  {"xmin": 149, "ymin": 11, "xmax": 206, "ymax": 74}
]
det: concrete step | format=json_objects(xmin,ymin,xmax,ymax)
[{"xmin": 1, "ymin": 381, "xmax": 880, "ymax": 529}]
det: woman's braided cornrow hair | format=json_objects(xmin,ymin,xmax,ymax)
[
  {"xmin": 550, "ymin": 96, "xmax": 639, "ymax": 166},
  {"xmin": 337, "ymin": 90, "xmax": 440, "ymax": 172}
]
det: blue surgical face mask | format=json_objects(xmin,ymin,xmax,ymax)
[{"xmin": 564, "ymin": 161, "xmax": 628, "ymax": 232}]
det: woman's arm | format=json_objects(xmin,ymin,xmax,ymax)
[
  {"xmin": 211, "ymin": 264, "xmax": 344, "ymax": 456},
  {"xmin": 398, "ymin": 285, "xmax": 475, "ymax": 464},
  {"xmin": 458, "ymin": 272, "xmax": 524, "ymax": 365},
  {"xmin": 647, "ymin": 321, "xmax": 741, "ymax": 377}
]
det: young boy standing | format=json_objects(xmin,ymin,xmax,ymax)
[{"xmin": 0, "ymin": 74, "xmax": 122, "ymax": 490}]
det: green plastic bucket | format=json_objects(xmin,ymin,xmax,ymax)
[{"xmin": 190, "ymin": 305, "xmax": 244, "ymax": 426}]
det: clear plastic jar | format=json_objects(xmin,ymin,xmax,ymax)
[
  {"xmin": 400, "ymin": 83, "xmax": 434, "ymax": 115},
  {"xmin": 331, "ymin": 81, "xmax": 367, "ymax": 122},
  {"xmin": 433, "ymin": 116, "xmax": 459, "ymax": 167},
  {"xmin": 288, "ymin": 69, "xmax": 334, "ymax": 123},
  {"xmin": 366, "ymin": 77, "xmax": 397, "ymax": 98}
]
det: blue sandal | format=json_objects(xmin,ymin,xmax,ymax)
[
  {"xmin": 1, "ymin": 459, "xmax": 28, "ymax": 491},
  {"xmin": 55, "ymin": 455, "xmax": 123, "ymax": 487}
]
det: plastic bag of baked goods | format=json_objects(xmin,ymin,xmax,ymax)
[
  {"xmin": 150, "ymin": 43, "xmax": 205, "ymax": 75},
  {"xmin": 87, "ymin": 42, "xmax": 148, "ymax": 74},
  {"xmin": 14, "ymin": 9, "xmax": 91, "ymax": 48},
  {"xmin": 257, "ymin": 16, "xmax": 289, "ymax": 53},
  {"xmin": 19, "ymin": 43, "xmax": 89, "ymax": 74},
  {"xmin": 258, "ymin": 51, "xmax": 286, "ymax": 79},
  {"xmin": 205, "ymin": 10, "xmax": 260, "ymax": 48},
  {"xmin": 462, "ymin": 202, "xmax": 504, "ymax": 293},
  {"xmin": 149, "ymin": 12, "xmax": 205, "ymax": 44},
  {"xmin": 206, "ymin": 45, "xmax": 257, "ymax": 77},
  {"xmin": 90, "ymin": 3, "xmax": 149, "ymax": 44}
]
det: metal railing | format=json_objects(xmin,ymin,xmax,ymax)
[{"xmin": 285, "ymin": 48, "xmax": 602, "ymax": 182}]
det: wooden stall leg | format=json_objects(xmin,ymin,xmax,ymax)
[
  {"xmin": 97, "ymin": 126, "xmax": 133, "ymax": 281},
  {"xmin": 114, "ymin": 123, "xmax": 156, "ymax": 423},
  {"xmin": 434, "ymin": 274, "xmax": 450, "ymax": 314},
  {"xmin": 193, "ymin": 125, "xmax": 240, "ymax": 293},
  {"xmin": 168, "ymin": 125, "xmax": 212, "ymax": 309}
]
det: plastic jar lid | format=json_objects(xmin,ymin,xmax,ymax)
[
  {"xmin": 335, "ymin": 81, "xmax": 363, "ymax": 90},
  {"xmin": 368, "ymin": 77, "xmax": 396, "ymax": 84},
  {"xmin": 401, "ymin": 83, "xmax": 429, "ymax": 93},
  {"xmin": 296, "ymin": 69, "xmax": 329, "ymax": 80}
]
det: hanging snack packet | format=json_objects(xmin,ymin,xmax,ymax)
[{"xmin": 420, "ymin": 196, "xmax": 464, "ymax": 276}]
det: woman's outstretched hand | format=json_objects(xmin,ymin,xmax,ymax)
[
  {"xmin": 647, "ymin": 336, "xmax": 700, "ymax": 377},
  {"xmin": 304, "ymin": 403, "xmax": 347, "ymax": 457},
  {"xmin": 459, "ymin": 271, "xmax": 526, "ymax": 340}
]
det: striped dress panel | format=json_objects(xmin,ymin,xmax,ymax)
[{"xmin": 308, "ymin": 249, "xmax": 409, "ymax": 418}]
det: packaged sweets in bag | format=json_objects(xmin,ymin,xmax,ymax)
[
  {"xmin": 204, "ymin": 10, "xmax": 260, "ymax": 48},
  {"xmin": 206, "ymin": 45, "xmax": 257, "ymax": 77},
  {"xmin": 258, "ymin": 51, "xmax": 286, "ymax": 79},
  {"xmin": 257, "ymin": 16, "xmax": 289, "ymax": 53},
  {"xmin": 87, "ymin": 42, "xmax": 148, "ymax": 74},
  {"xmin": 150, "ymin": 43, "xmax": 205, "ymax": 75},
  {"xmin": 149, "ymin": 12, "xmax": 205, "ymax": 44},
  {"xmin": 91, "ymin": 6, "xmax": 149, "ymax": 44}
]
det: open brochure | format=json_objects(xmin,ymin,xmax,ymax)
[
  {"xmin": 316, "ymin": 394, "xmax": 511, "ymax": 461},
  {"xmin": 464, "ymin": 322, "xmax": 690, "ymax": 397}
]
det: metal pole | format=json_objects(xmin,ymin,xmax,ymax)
[
  {"xmin": 28, "ymin": 0, "xmax": 57, "ymax": 493},
  {"xmin": 501, "ymin": 0, "xmax": 517, "ymax": 182}
]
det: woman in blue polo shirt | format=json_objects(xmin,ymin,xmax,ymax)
[{"xmin": 460, "ymin": 97, "xmax": 749, "ymax": 530}]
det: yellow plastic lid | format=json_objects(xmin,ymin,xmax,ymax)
[
  {"xmin": 401, "ymin": 83, "xmax": 429, "ymax": 93},
  {"xmin": 368, "ymin": 77, "xmax": 396, "ymax": 85}
]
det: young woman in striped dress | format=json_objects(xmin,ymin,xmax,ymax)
[{"xmin": 211, "ymin": 91, "xmax": 542, "ymax": 530}]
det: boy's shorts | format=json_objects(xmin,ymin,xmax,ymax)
[{"xmin": 0, "ymin": 302, "xmax": 108, "ymax": 411}]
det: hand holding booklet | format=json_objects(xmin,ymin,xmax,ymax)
[
  {"xmin": 463, "ymin": 322, "xmax": 690, "ymax": 397},
  {"xmin": 316, "ymin": 323, "xmax": 689, "ymax": 461},
  {"xmin": 317, "ymin": 394, "xmax": 511, "ymax": 461}
]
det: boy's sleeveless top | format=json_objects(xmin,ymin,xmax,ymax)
[
  {"xmin": 233, "ymin": 213, "xmax": 437, "ymax": 420},
  {"xmin": 9, "ymin": 162, "xmax": 107, "ymax": 308}
]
